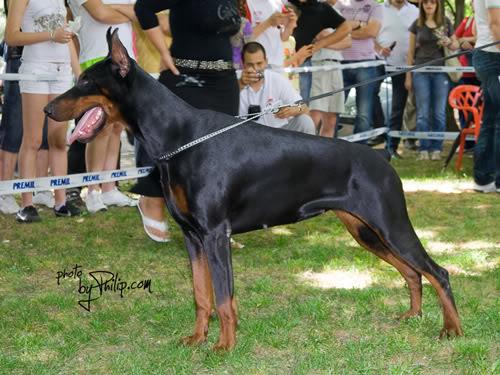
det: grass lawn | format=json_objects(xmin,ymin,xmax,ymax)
[{"xmin": 0, "ymin": 147, "xmax": 498, "ymax": 374}]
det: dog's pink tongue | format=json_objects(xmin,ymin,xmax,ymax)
[{"xmin": 67, "ymin": 107, "xmax": 104, "ymax": 144}]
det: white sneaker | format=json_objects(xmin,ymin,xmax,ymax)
[
  {"xmin": 85, "ymin": 190, "xmax": 107, "ymax": 213},
  {"xmin": 430, "ymin": 151, "xmax": 442, "ymax": 161},
  {"xmin": 0, "ymin": 194, "xmax": 20, "ymax": 214},
  {"xmin": 417, "ymin": 151, "xmax": 429, "ymax": 161},
  {"xmin": 101, "ymin": 188, "xmax": 138, "ymax": 207},
  {"xmin": 473, "ymin": 181, "xmax": 496, "ymax": 193},
  {"xmin": 32, "ymin": 190, "xmax": 55, "ymax": 208}
]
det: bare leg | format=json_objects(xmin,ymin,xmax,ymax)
[
  {"xmin": 46, "ymin": 94, "xmax": 69, "ymax": 207},
  {"xmin": 101, "ymin": 122, "xmax": 123, "ymax": 193},
  {"xmin": 319, "ymin": 112, "xmax": 338, "ymax": 138},
  {"xmin": 19, "ymin": 93, "xmax": 49, "ymax": 207},
  {"xmin": 138, "ymin": 196, "xmax": 169, "ymax": 240},
  {"xmin": 36, "ymin": 149, "xmax": 49, "ymax": 178},
  {"xmin": 1, "ymin": 150, "xmax": 18, "ymax": 180},
  {"xmin": 85, "ymin": 123, "xmax": 114, "ymax": 193}
]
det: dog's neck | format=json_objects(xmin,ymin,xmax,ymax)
[{"xmin": 121, "ymin": 70, "xmax": 204, "ymax": 161}]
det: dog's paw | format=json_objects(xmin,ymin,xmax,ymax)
[
  {"xmin": 213, "ymin": 339, "xmax": 236, "ymax": 352},
  {"xmin": 397, "ymin": 309, "xmax": 422, "ymax": 321},
  {"xmin": 439, "ymin": 326, "xmax": 463, "ymax": 339},
  {"xmin": 181, "ymin": 334, "xmax": 207, "ymax": 346}
]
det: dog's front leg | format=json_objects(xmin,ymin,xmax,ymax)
[
  {"xmin": 205, "ymin": 228, "xmax": 237, "ymax": 351},
  {"xmin": 182, "ymin": 232, "xmax": 213, "ymax": 346}
]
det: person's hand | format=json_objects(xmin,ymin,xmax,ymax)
[
  {"xmin": 440, "ymin": 36, "xmax": 452, "ymax": 47},
  {"xmin": 460, "ymin": 40, "xmax": 473, "ymax": 50},
  {"xmin": 159, "ymin": 50, "xmax": 180, "ymax": 75},
  {"xmin": 268, "ymin": 12, "xmax": 288, "ymax": 27},
  {"xmin": 240, "ymin": 68, "xmax": 263, "ymax": 86},
  {"xmin": 284, "ymin": 9, "xmax": 298, "ymax": 28},
  {"xmin": 379, "ymin": 47, "xmax": 392, "ymax": 57},
  {"xmin": 51, "ymin": 27, "xmax": 74, "ymax": 44},
  {"xmin": 275, "ymin": 105, "xmax": 303, "ymax": 119},
  {"xmin": 404, "ymin": 74, "xmax": 412, "ymax": 91},
  {"xmin": 348, "ymin": 20, "xmax": 361, "ymax": 31},
  {"xmin": 295, "ymin": 44, "xmax": 314, "ymax": 65}
]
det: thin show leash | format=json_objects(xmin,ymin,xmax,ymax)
[{"xmin": 157, "ymin": 40, "xmax": 500, "ymax": 162}]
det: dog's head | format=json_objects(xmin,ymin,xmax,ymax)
[{"xmin": 45, "ymin": 28, "xmax": 135, "ymax": 144}]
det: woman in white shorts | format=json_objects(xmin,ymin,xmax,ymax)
[{"xmin": 5, "ymin": 0, "xmax": 81, "ymax": 222}]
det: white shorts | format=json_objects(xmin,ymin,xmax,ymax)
[
  {"xmin": 19, "ymin": 61, "xmax": 73, "ymax": 95},
  {"xmin": 309, "ymin": 60, "xmax": 345, "ymax": 114}
]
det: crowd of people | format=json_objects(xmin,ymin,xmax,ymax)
[{"xmin": 0, "ymin": 0, "xmax": 498, "ymax": 239}]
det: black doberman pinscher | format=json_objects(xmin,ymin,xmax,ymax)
[{"xmin": 45, "ymin": 30, "xmax": 462, "ymax": 350}]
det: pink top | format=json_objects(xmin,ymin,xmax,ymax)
[{"xmin": 335, "ymin": 0, "xmax": 383, "ymax": 61}]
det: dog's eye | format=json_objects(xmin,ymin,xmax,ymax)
[{"xmin": 78, "ymin": 78, "xmax": 90, "ymax": 86}]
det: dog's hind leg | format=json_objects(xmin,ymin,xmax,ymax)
[
  {"xmin": 203, "ymin": 225, "xmax": 237, "ymax": 351},
  {"xmin": 376, "ymin": 214, "xmax": 462, "ymax": 338},
  {"xmin": 335, "ymin": 211, "xmax": 422, "ymax": 320},
  {"xmin": 181, "ymin": 231, "xmax": 214, "ymax": 346},
  {"xmin": 336, "ymin": 208, "xmax": 462, "ymax": 338}
]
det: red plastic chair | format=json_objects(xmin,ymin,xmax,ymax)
[{"xmin": 448, "ymin": 85, "xmax": 483, "ymax": 171}]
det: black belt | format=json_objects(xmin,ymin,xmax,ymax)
[
  {"xmin": 318, "ymin": 58, "xmax": 341, "ymax": 63},
  {"xmin": 173, "ymin": 58, "xmax": 234, "ymax": 71}
]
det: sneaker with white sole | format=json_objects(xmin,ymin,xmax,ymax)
[
  {"xmin": 85, "ymin": 190, "xmax": 107, "ymax": 213},
  {"xmin": 417, "ymin": 151, "xmax": 429, "ymax": 161},
  {"xmin": 16, "ymin": 205, "xmax": 41, "ymax": 223},
  {"xmin": 54, "ymin": 201, "xmax": 82, "ymax": 217},
  {"xmin": 430, "ymin": 151, "xmax": 442, "ymax": 161},
  {"xmin": 32, "ymin": 190, "xmax": 55, "ymax": 208},
  {"xmin": 473, "ymin": 181, "xmax": 496, "ymax": 193},
  {"xmin": 101, "ymin": 188, "xmax": 138, "ymax": 207},
  {"xmin": 0, "ymin": 194, "xmax": 20, "ymax": 214}
]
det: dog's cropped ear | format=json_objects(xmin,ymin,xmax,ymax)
[{"xmin": 108, "ymin": 28, "xmax": 130, "ymax": 78}]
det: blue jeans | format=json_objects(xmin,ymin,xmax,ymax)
[
  {"xmin": 342, "ymin": 64, "xmax": 378, "ymax": 135},
  {"xmin": 299, "ymin": 58, "xmax": 312, "ymax": 102},
  {"xmin": 412, "ymin": 72, "xmax": 450, "ymax": 152},
  {"xmin": 472, "ymin": 50, "xmax": 500, "ymax": 187}
]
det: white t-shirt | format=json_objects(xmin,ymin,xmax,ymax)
[
  {"xmin": 239, "ymin": 69, "xmax": 302, "ymax": 128},
  {"xmin": 68, "ymin": 0, "xmax": 136, "ymax": 65},
  {"xmin": 474, "ymin": 0, "xmax": 500, "ymax": 53},
  {"xmin": 247, "ymin": 0, "xmax": 286, "ymax": 67},
  {"xmin": 376, "ymin": 0, "xmax": 419, "ymax": 66},
  {"xmin": 21, "ymin": 0, "xmax": 70, "ymax": 63}
]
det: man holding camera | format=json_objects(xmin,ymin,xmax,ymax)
[{"xmin": 239, "ymin": 41, "xmax": 315, "ymax": 135}]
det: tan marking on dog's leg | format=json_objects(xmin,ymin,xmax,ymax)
[
  {"xmin": 182, "ymin": 255, "xmax": 213, "ymax": 346},
  {"xmin": 422, "ymin": 273, "xmax": 463, "ymax": 339},
  {"xmin": 214, "ymin": 297, "xmax": 237, "ymax": 351}
]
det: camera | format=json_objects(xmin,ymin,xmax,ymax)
[{"xmin": 248, "ymin": 104, "xmax": 261, "ymax": 120}]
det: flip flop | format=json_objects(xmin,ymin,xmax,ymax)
[{"xmin": 137, "ymin": 201, "xmax": 170, "ymax": 243}]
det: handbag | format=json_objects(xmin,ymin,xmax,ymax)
[{"xmin": 443, "ymin": 47, "xmax": 463, "ymax": 83}]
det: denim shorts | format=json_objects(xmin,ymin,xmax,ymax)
[
  {"xmin": 19, "ymin": 61, "xmax": 73, "ymax": 95},
  {"xmin": 0, "ymin": 57, "xmax": 48, "ymax": 152}
]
